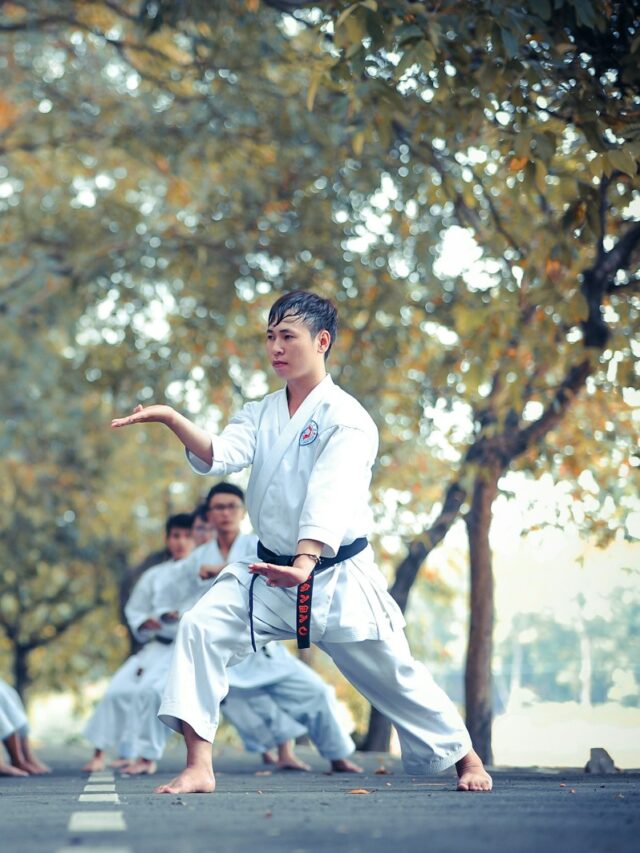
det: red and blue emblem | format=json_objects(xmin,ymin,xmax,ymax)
[{"xmin": 299, "ymin": 420, "xmax": 319, "ymax": 446}]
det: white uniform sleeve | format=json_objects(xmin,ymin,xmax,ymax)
[
  {"xmin": 186, "ymin": 401, "xmax": 260, "ymax": 476},
  {"xmin": 124, "ymin": 568, "xmax": 158, "ymax": 643},
  {"xmin": 297, "ymin": 425, "xmax": 377, "ymax": 558},
  {"xmin": 153, "ymin": 556, "xmax": 197, "ymax": 615}
]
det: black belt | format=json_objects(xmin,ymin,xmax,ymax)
[
  {"xmin": 248, "ymin": 537, "xmax": 368, "ymax": 651},
  {"xmin": 153, "ymin": 635, "xmax": 174, "ymax": 646}
]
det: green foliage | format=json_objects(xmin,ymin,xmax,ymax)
[{"xmin": 0, "ymin": 1, "xmax": 637, "ymax": 708}]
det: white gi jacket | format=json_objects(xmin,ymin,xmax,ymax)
[
  {"xmin": 124, "ymin": 558, "xmax": 186, "ymax": 644},
  {"xmin": 157, "ymin": 533, "xmax": 258, "ymax": 616},
  {"xmin": 186, "ymin": 375, "xmax": 404, "ymax": 643}
]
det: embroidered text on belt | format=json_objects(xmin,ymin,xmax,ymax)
[{"xmin": 248, "ymin": 538, "xmax": 368, "ymax": 651}]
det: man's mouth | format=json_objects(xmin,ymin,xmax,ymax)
[{"xmin": 273, "ymin": 361, "xmax": 287, "ymax": 367}]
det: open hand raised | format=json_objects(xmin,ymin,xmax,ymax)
[{"xmin": 111, "ymin": 404, "xmax": 175, "ymax": 429}]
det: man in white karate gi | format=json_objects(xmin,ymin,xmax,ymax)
[
  {"xmin": 112, "ymin": 290, "xmax": 492, "ymax": 794},
  {"xmin": 82, "ymin": 513, "xmax": 194, "ymax": 772},
  {"xmin": 158, "ymin": 482, "xmax": 361, "ymax": 774}
]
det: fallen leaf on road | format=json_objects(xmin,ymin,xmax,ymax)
[
  {"xmin": 374, "ymin": 767, "xmax": 391, "ymax": 775},
  {"xmin": 255, "ymin": 771, "xmax": 272, "ymax": 776},
  {"xmin": 559, "ymin": 783, "xmax": 566, "ymax": 788},
  {"xmin": 570, "ymin": 789, "xmax": 576, "ymax": 794},
  {"xmin": 347, "ymin": 788, "xmax": 372, "ymax": 795}
]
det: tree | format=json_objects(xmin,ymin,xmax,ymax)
[{"xmin": 0, "ymin": 3, "xmax": 637, "ymax": 765}]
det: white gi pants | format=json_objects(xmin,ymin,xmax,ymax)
[
  {"xmin": 221, "ymin": 691, "xmax": 306, "ymax": 753},
  {"xmin": 224, "ymin": 668, "xmax": 354, "ymax": 760},
  {"xmin": 159, "ymin": 574, "xmax": 471, "ymax": 774},
  {"xmin": 124, "ymin": 646, "xmax": 175, "ymax": 761},
  {"xmin": 84, "ymin": 642, "xmax": 171, "ymax": 757},
  {"xmin": 0, "ymin": 681, "xmax": 28, "ymax": 740}
]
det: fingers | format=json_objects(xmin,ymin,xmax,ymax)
[{"xmin": 110, "ymin": 404, "xmax": 146, "ymax": 429}]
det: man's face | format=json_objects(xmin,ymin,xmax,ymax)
[
  {"xmin": 207, "ymin": 492, "xmax": 244, "ymax": 537},
  {"xmin": 266, "ymin": 315, "xmax": 329, "ymax": 381},
  {"xmin": 166, "ymin": 527, "xmax": 194, "ymax": 560},
  {"xmin": 192, "ymin": 517, "xmax": 215, "ymax": 546}
]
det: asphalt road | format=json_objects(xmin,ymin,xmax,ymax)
[{"xmin": 0, "ymin": 745, "xmax": 637, "ymax": 853}]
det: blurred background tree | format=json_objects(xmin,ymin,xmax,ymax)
[{"xmin": 0, "ymin": 2, "xmax": 638, "ymax": 762}]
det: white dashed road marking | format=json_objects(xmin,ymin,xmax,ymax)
[
  {"xmin": 68, "ymin": 811, "xmax": 127, "ymax": 832},
  {"xmin": 57, "ymin": 848, "xmax": 131, "ymax": 853},
  {"xmin": 84, "ymin": 784, "xmax": 116, "ymax": 792},
  {"xmin": 79, "ymin": 793, "xmax": 121, "ymax": 803}
]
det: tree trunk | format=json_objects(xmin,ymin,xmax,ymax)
[
  {"xmin": 13, "ymin": 644, "xmax": 30, "ymax": 700},
  {"xmin": 464, "ymin": 469, "xmax": 499, "ymax": 765}
]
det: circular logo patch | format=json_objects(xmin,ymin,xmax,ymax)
[{"xmin": 299, "ymin": 420, "xmax": 319, "ymax": 446}]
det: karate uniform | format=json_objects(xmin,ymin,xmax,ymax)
[
  {"xmin": 221, "ymin": 689, "xmax": 306, "ymax": 754},
  {"xmin": 225, "ymin": 644, "xmax": 355, "ymax": 761},
  {"xmin": 0, "ymin": 679, "xmax": 28, "ymax": 741},
  {"xmin": 159, "ymin": 375, "xmax": 471, "ymax": 775},
  {"xmin": 84, "ymin": 558, "xmax": 183, "ymax": 757}
]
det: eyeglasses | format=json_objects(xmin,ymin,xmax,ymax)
[{"xmin": 208, "ymin": 503, "xmax": 243, "ymax": 512}]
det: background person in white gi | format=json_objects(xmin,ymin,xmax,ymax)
[
  {"xmin": 120, "ymin": 505, "xmax": 217, "ymax": 776},
  {"xmin": 82, "ymin": 513, "xmax": 193, "ymax": 772},
  {"xmin": 112, "ymin": 290, "xmax": 492, "ymax": 794}
]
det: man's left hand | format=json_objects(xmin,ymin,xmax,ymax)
[{"xmin": 248, "ymin": 562, "xmax": 311, "ymax": 588}]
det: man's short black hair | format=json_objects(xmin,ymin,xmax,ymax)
[
  {"xmin": 206, "ymin": 482, "xmax": 245, "ymax": 505},
  {"xmin": 268, "ymin": 291, "xmax": 337, "ymax": 359},
  {"xmin": 194, "ymin": 504, "xmax": 209, "ymax": 522},
  {"xmin": 165, "ymin": 513, "xmax": 193, "ymax": 536}
]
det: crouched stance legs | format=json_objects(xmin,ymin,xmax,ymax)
[{"xmin": 155, "ymin": 573, "xmax": 489, "ymax": 793}]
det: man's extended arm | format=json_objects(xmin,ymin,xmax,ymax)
[{"xmin": 111, "ymin": 404, "xmax": 213, "ymax": 466}]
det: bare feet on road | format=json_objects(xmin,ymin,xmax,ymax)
[
  {"xmin": 456, "ymin": 749, "xmax": 493, "ymax": 792},
  {"xmin": 0, "ymin": 761, "xmax": 29, "ymax": 777},
  {"xmin": 122, "ymin": 758, "xmax": 157, "ymax": 776},
  {"xmin": 82, "ymin": 755, "xmax": 105, "ymax": 772},
  {"xmin": 331, "ymin": 757, "xmax": 364, "ymax": 773},
  {"xmin": 154, "ymin": 766, "xmax": 215, "ymax": 794}
]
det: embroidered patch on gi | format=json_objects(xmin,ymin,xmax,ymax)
[{"xmin": 299, "ymin": 420, "xmax": 319, "ymax": 446}]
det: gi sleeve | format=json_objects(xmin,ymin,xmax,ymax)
[
  {"xmin": 124, "ymin": 567, "xmax": 158, "ymax": 643},
  {"xmin": 186, "ymin": 400, "xmax": 260, "ymax": 476},
  {"xmin": 297, "ymin": 424, "xmax": 377, "ymax": 558},
  {"xmin": 154, "ymin": 554, "xmax": 197, "ymax": 615}
]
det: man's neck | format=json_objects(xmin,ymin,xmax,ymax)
[
  {"xmin": 286, "ymin": 369, "xmax": 327, "ymax": 416},
  {"xmin": 217, "ymin": 530, "xmax": 239, "ymax": 557}
]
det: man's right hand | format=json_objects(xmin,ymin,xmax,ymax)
[
  {"xmin": 138, "ymin": 618, "xmax": 163, "ymax": 632},
  {"xmin": 111, "ymin": 404, "xmax": 175, "ymax": 429},
  {"xmin": 198, "ymin": 563, "xmax": 225, "ymax": 580}
]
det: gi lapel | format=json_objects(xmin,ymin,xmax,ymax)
[{"xmin": 250, "ymin": 375, "xmax": 334, "ymax": 517}]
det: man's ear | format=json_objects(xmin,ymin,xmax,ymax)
[{"xmin": 317, "ymin": 330, "xmax": 331, "ymax": 353}]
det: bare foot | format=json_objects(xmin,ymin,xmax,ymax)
[
  {"xmin": 10, "ymin": 758, "xmax": 34, "ymax": 774},
  {"xmin": 331, "ymin": 757, "xmax": 364, "ymax": 773},
  {"xmin": 25, "ymin": 758, "xmax": 51, "ymax": 774},
  {"xmin": 154, "ymin": 766, "xmax": 215, "ymax": 794},
  {"xmin": 20, "ymin": 760, "xmax": 49, "ymax": 775},
  {"xmin": 455, "ymin": 749, "xmax": 492, "ymax": 792},
  {"xmin": 277, "ymin": 755, "xmax": 311, "ymax": 772},
  {"xmin": 123, "ymin": 758, "xmax": 157, "ymax": 776},
  {"xmin": 0, "ymin": 761, "xmax": 29, "ymax": 777},
  {"xmin": 109, "ymin": 758, "xmax": 133, "ymax": 768},
  {"xmin": 262, "ymin": 751, "xmax": 278, "ymax": 766},
  {"xmin": 82, "ymin": 755, "xmax": 106, "ymax": 772}
]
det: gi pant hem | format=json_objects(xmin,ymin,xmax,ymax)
[
  {"xmin": 157, "ymin": 703, "xmax": 218, "ymax": 743},
  {"xmin": 402, "ymin": 740, "xmax": 471, "ymax": 776}
]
